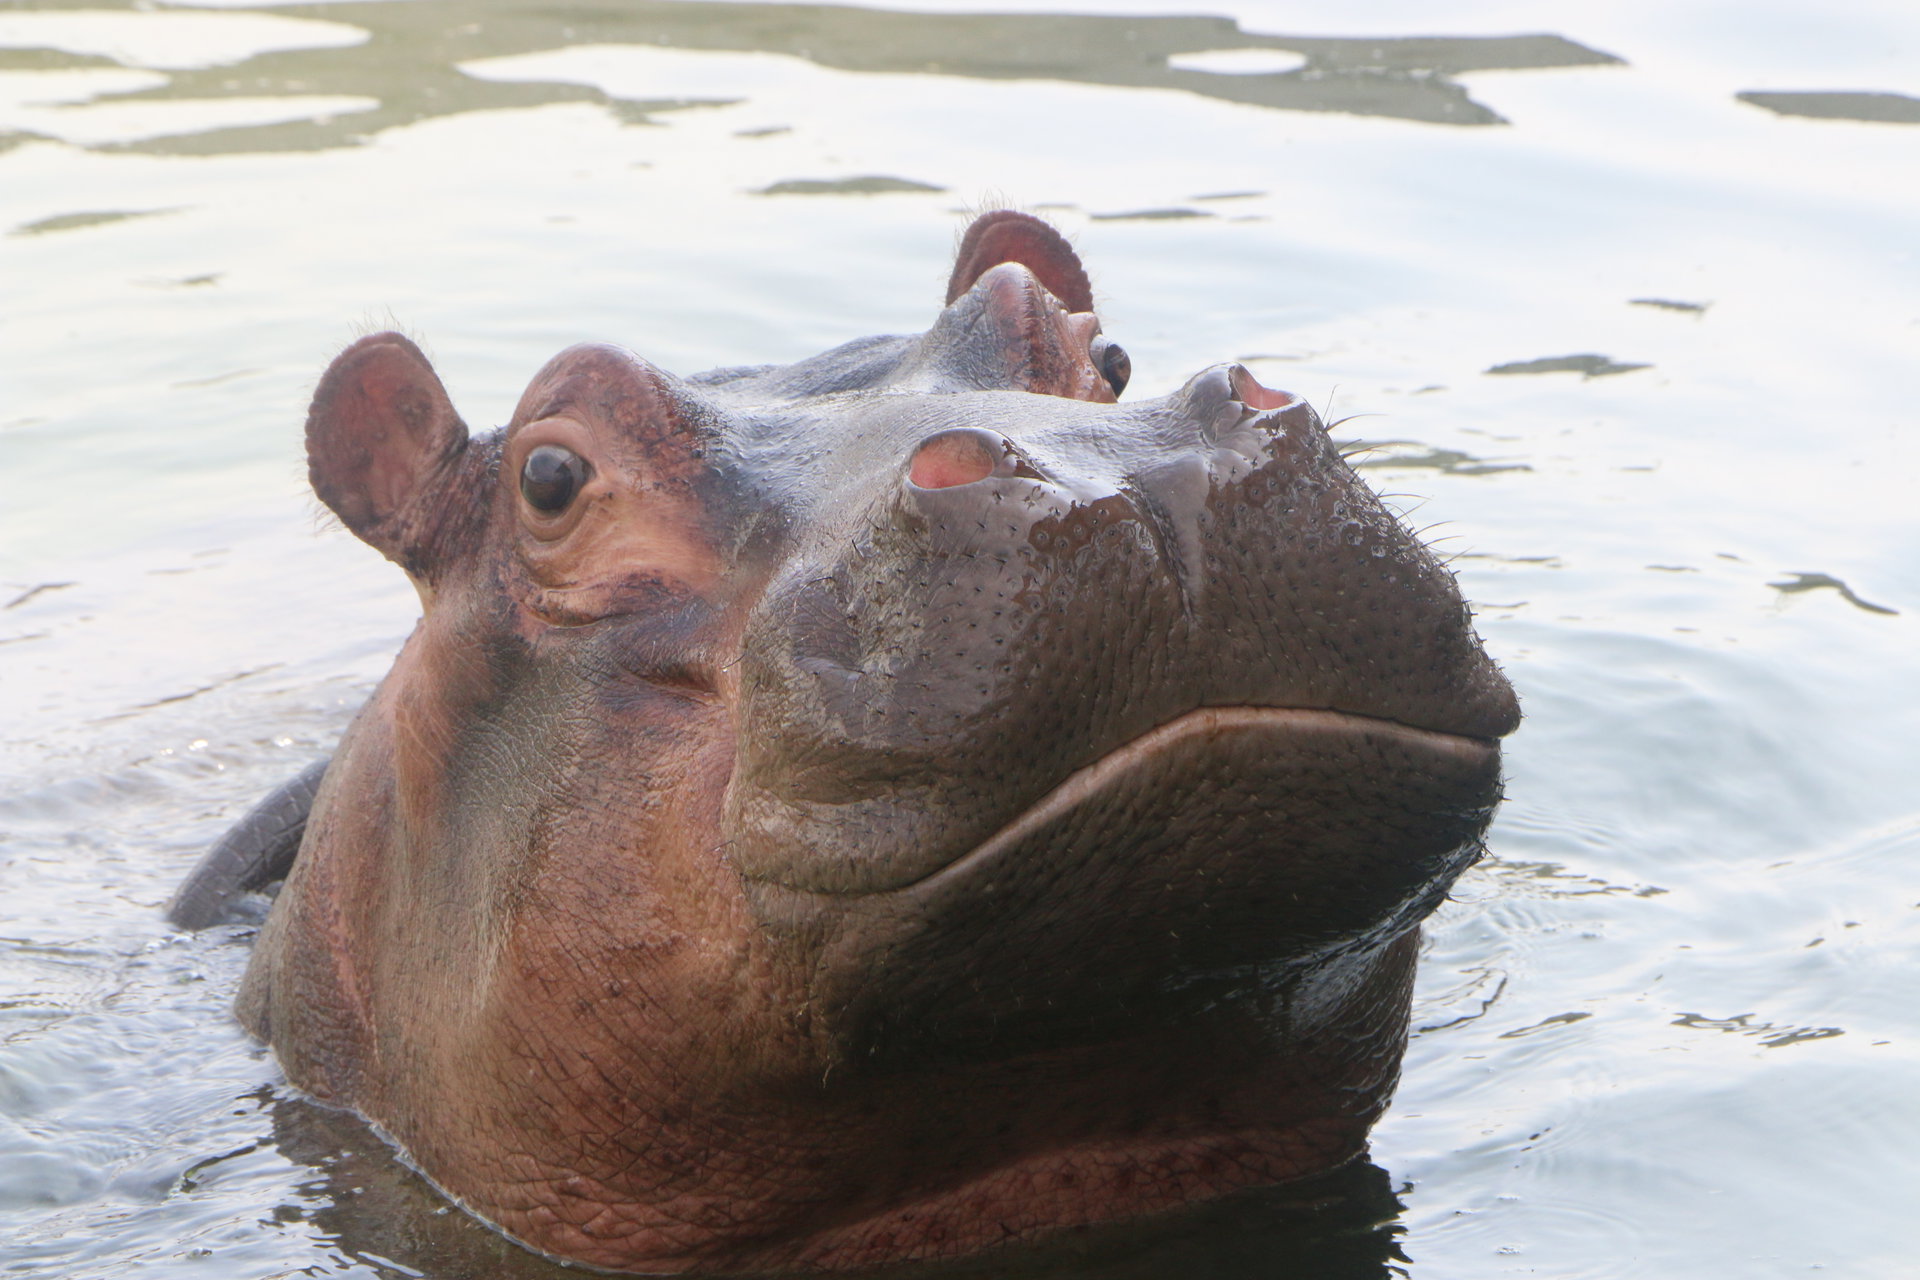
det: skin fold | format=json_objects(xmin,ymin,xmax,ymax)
[{"xmin": 212, "ymin": 211, "xmax": 1518, "ymax": 1273}]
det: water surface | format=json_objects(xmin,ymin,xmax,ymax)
[{"xmin": 3, "ymin": 1, "xmax": 1917, "ymax": 1276}]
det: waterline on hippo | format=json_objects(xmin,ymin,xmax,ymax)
[{"xmin": 170, "ymin": 211, "xmax": 1517, "ymax": 1274}]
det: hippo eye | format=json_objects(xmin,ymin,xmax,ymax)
[
  {"xmin": 1099, "ymin": 341, "xmax": 1131, "ymax": 396},
  {"xmin": 520, "ymin": 444, "xmax": 589, "ymax": 514}
]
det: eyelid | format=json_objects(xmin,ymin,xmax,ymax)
[{"xmin": 512, "ymin": 414, "xmax": 597, "ymax": 457}]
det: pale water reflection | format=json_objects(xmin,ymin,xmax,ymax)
[
  {"xmin": 2, "ymin": 0, "xmax": 1917, "ymax": 1276},
  {"xmin": 3, "ymin": 1, "xmax": 1621, "ymax": 155}
]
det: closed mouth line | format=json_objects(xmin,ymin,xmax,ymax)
[{"xmin": 766, "ymin": 705, "xmax": 1497, "ymax": 898}]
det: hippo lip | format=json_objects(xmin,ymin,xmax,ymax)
[
  {"xmin": 749, "ymin": 705, "xmax": 1500, "ymax": 899},
  {"xmin": 890, "ymin": 705, "xmax": 1497, "ymax": 894}
]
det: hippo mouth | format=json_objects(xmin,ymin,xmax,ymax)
[
  {"xmin": 867, "ymin": 705, "xmax": 1497, "ymax": 895},
  {"xmin": 744, "ymin": 704, "xmax": 1500, "ymax": 899},
  {"xmin": 742, "ymin": 706, "xmax": 1504, "ymax": 1062}
]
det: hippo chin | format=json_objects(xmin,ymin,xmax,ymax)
[{"xmin": 193, "ymin": 212, "xmax": 1517, "ymax": 1273}]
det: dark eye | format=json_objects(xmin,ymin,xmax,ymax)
[
  {"xmin": 520, "ymin": 444, "xmax": 588, "ymax": 514},
  {"xmin": 1098, "ymin": 340, "xmax": 1131, "ymax": 396}
]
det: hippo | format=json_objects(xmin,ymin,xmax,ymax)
[{"xmin": 172, "ymin": 211, "xmax": 1518, "ymax": 1273}]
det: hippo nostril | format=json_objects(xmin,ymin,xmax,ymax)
[
  {"xmin": 909, "ymin": 428, "xmax": 1006, "ymax": 490},
  {"xmin": 1229, "ymin": 364, "xmax": 1299, "ymax": 413}
]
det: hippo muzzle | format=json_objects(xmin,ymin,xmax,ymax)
[
  {"xmin": 725, "ymin": 367, "xmax": 1512, "ymax": 1062},
  {"xmin": 203, "ymin": 212, "xmax": 1517, "ymax": 1274}
]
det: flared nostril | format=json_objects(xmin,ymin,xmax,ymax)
[
  {"xmin": 1229, "ymin": 364, "xmax": 1299, "ymax": 412},
  {"xmin": 908, "ymin": 428, "xmax": 1007, "ymax": 490}
]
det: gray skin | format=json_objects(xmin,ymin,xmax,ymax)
[
  {"xmin": 182, "ymin": 212, "xmax": 1518, "ymax": 1274},
  {"xmin": 168, "ymin": 758, "xmax": 324, "ymax": 928}
]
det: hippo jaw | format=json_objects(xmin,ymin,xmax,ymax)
[
  {"xmin": 739, "ymin": 701, "xmax": 1501, "ymax": 1069},
  {"xmin": 231, "ymin": 212, "xmax": 1517, "ymax": 1274}
]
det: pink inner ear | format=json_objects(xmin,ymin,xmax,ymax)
[
  {"xmin": 946, "ymin": 211, "xmax": 1095, "ymax": 314},
  {"xmin": 307, "ymin": 332, "xmax": 467, "ymax": 570}
]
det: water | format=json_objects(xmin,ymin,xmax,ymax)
[{"xmin": 3, "ymin": 1, "xmax": 1917, "ymax": 1275}]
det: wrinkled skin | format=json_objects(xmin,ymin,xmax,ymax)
[{"xmin": 232, "ymin": 212, "xmax": 1518, "ymax": 1273}]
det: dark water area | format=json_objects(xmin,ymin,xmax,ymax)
[{"xmin": 3, "ymin": 1, "xmax": 1917, "ymax": 1276}]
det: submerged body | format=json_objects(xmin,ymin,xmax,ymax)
[{"xmin": 191, "ymin": 213, "xmax": 1517, "ymax": 1272}]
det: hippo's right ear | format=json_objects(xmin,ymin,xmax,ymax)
[
  {"xmin": 946, "ymin": 211, "xmax": 1094, "ymax": 314},
  {"xmin": 307, "ymin": 333, "xmax": 470, "ymax": 584}
]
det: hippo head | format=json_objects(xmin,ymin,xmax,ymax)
[{"xmin": 238, "ymin": 212, "xmax": 1518, "ymax": 1273}]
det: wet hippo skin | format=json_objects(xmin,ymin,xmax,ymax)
[{"xmin": 201, "ymin": 212, "xmax": 1519, "ymax": 1273}]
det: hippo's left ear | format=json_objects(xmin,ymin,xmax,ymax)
[
  {"xmin": 307, "ymin": 332, "xmax": 471, "ymax": 585},
  {"xmin": 946, "ymin": 211, "xmax": 1094, "ymax": 313}
]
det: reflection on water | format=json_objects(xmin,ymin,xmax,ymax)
[
  {"xmin": 1484, "ymin": 354, "xmax": 1651, "ymax": 379},
  {"xmin": 757, "ymin": 173, "xmax": 947, "ymax": 195},
  {"xmin": 1668, "ymin": 1011, "xmax": 1843, "ymax": 1051},
  {"xmin": 4, "ymin": 0, "xmax": 1919, "ymax": 1276},
  {"xmin": 2, "ymin": 0, "xmax": 1624, "ymax": 155},
  {"xmin": 7, "ymin": 206, "xmax": 175, "ymax": 235},
  {"xmin": 269, "ymin": 1093, "xmax": 1408, "ymax": 1280},
  {"xmin": 1736, "ymin": 89, "xmax": 1920, "ymax": 124},
  {"xmin": 1347, "ymin": 441, "xmax": 1533, "ymax": 477},
  {"xmin": 1767, "ymin": 572, "xmax": 1898, "ymax": 616}
]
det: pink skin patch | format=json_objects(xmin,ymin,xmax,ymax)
[
  {"xmin": 1230, "ymin": 365, "xmax": 1299, "ymax": 412},
  {"xmin": 909, "ymin": 431, "xmax": 1001, "ymax": 489}
]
